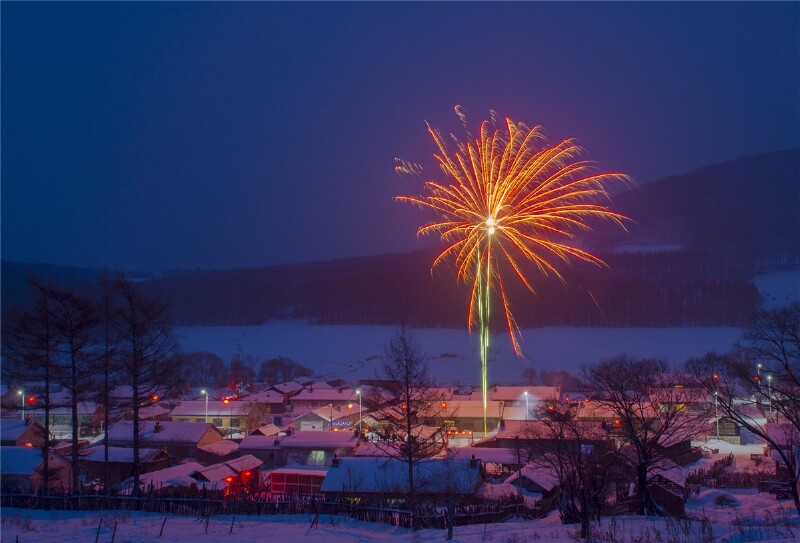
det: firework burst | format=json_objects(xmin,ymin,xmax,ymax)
[{"xmin": 396, "ymin": 107, "xmax": 631, "ymax": 432}]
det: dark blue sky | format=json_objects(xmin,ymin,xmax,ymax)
[{"xmin": 3, "ymin": 3, "xmax": 798, "ymax": 273}]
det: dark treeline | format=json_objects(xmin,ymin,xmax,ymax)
[{"xmin": 135, "ymin": 248, "xmax": 767, "ymax": 328}]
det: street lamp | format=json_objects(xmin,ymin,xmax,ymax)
[
  {"xmin": 757, "ymin": 363, "xmax": 762, "ymax": 377},
  {"xmin": 524, "ymin": 391, "xmax": 529, "ymax": 421},
  {"xmin": 714, "ymin": 391, "xmax": 719, "ymax": 438},
  {"xmin": 356, "ymin": 389, "xmax": 362, "ymax": 433},
  {"xmin": 18, "ymin": 390, "xmax": 24, "ymax": 421},
  {"xmin": 328, "ymin": 403, "xmax": 334, "ymax": 431},
  {"xmin": 201, "ymin": 389, "xmax": 208, "ymax": 423}
]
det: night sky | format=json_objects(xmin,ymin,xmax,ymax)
[{"xmin": 3, "ymin": 2, "xmax": 798, "ymax": 273}]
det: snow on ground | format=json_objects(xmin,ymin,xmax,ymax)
[
  {"xmin": 2, "ymin": 502, "xmax": 797, "ymax": 543},
  {"xmin": 176, "ymin": 322, "xmax": 742, "ymax": 383},
  {"xmin": 753, "ymin": 271, "xmax": 800, "ymax": 310}
]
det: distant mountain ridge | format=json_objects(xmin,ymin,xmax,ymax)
[{"xmin": 3, "ymin": 150, "xmax": 798, "ymax": 328}]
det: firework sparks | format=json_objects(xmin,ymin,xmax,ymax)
[{"xmin": 396, "ymin": 107, "xmax": 631, "ymax": 432}]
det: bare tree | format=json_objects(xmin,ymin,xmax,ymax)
[
  {"xmin": 687, "ymin": 303, "xmax": 800, "ymax": 514},
  {"xmin": 112, "ymin": 275, "xmax": 179, "ymax": 496},
  {"xmin": 46, "ymin": 284, "xmax": 100, "ymax": 493},
  {"xmin": 525, "ymin": 404, "xmax": 619, "ymax": 540},
  {"xmin": 368, "ymin": 326, "xmax": 449, "ymax": 524},
  {"xmin": 2, "ymin": 279, "xmax": 59, "ymax": 493},
  {"xmin": 586, "ymin": 355, "xmax": 703, "ymax": 515}
]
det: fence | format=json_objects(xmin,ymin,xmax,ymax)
[{"xmin": 0, "ymin": 492, "xmax": 544, "ymax": 530}]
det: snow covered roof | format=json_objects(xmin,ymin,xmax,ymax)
[
  {"xmin": 79, "ymin": 446, "xmax": 165, "ymax": 464},
  {"xmin": 0, "ymin": 446, "xmax": 45, "ymax": 475},
  {"xmin": 271, "ymin": 381, "xmax": 305, "ymax": 395},
  {"xmin": 249, "ymin": 390, "xmax": 285, "ymax": 404},
  {"xmin": 291, "ymin": 388, "xmax": 357, "ymax": 402},
  {"xmin": 321, "ymin": 457, "xmax": 481, "ymax": 495},
  {"xmin": 268, "ymin": 467, "xmax": 328, "ymax": 478},
  {"xmin": 505, "ymin": 465, "xmax": 559, "ymax": 491},
  {"xmin": 280, "ymin": 431, "xmax": 359, "ymax": 450},
  {"xmin": 25, "ymin": 401, "xmax": 99, "ymax": 416},
  {"xmin": 198, "ymin": 439, "xmax": 239, "ymax": 457},
  {"xmin": 1, "ymin": 419, "xmax": 37, "ymax": 441},
  {"xmin": 307, "ymin": 404, "xmax": 357, "ymax": 421},
  {"xmin": 239, "ymin": 435, "xmax": 281, "ymax": 450},
  {"xmin": 250, "ymin": 424, "xmax": 282, "ymax": 436},
  {"xmin": 139, "ymin": 461, "xmax": 206, "ymax": 491},
  {"xmin": 107, "ymin": 421, "xmax": 222, "ymax": 444},
  {"xmin": 170, "ymin": 400, "xmax": 255, "ymax": 417}
]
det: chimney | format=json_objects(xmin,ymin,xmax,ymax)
[
  {"xmin": 470, "ymin": 454, "xmax": 477, "ymax": 468},
  {"xmin": 499, "ymin": 418, "xmax": 505, "ymax": 430},
  {"xmin": 154, "ymin": 422, "xmax": 163, "ymax": 433},
  {"xmin": 331, "ymin": 452, "xmax": 340, "ymax": 467}
]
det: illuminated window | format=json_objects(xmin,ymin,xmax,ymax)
[
  {"xmin": 213, "ymin": 418, "xmax": 223, "ymax": 427},
  {"xmin": 309, "ymin": 450, "xmax": 326, "ymax": 466}
]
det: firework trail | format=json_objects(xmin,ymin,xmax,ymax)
[{"xmin": 396, "ymin": 107, "xmax": 631, "ymax": 433}]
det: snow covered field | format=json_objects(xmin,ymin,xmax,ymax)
[
  {"xmin": 176, "ymin": 322, "xmax": 742, "ymax": 384},
  {"xmin": 2, "ymin": 500, "xmax": 797, "ymax": 543}
]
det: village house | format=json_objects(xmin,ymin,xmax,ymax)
[
  {"xmin": 106, "ymin": 421, "xmax": 225, "ymax": 462},
  {"xmin": 267, "ymin": 467, "xmax": 328, "ymax": 497},
  {"xmin": 288, "ymin": 385, "xmax": 357, "ymax": 413},
  {"xmin": 237, "ymin": 435, "xmax": 281, "ymax": 466},
  {"xmin": 0, "ymin": 446, "xmax": 72, "ymax": 493},
  {"xmin": 170, "ymin": 399, "xmax": 265, "ymax": 436},
  {"xmin": 320, "ymin": 456, "xmax": 483, "ymax": 501},
  {"xmin": 78, "ymin": 446, "xmax": 171, "ymax": 487},
  {"xmin": 0, "ymin": 419, "xmax": 47, "ymax": 448},
  {"xmin": 294, "ymin": 404, "xmax": 359, "ymax": 431}
]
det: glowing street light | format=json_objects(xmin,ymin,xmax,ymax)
[
  {"xmin": 201, "ymin": 389, "xmax": 208, "ymax": 423},
  {"xmin": 328, "ymin": 403, "xmax": 334, "ymax": 431},
  {"xmin": 18, "ymin": 390, "xmax": 24, "ymax": 421},
  {"xmin": 714, "ymin": 391, "xmax": 719, "ymax": 438},
  {"xmin": 524, "ymin": 391, "xmax": 529, "ymax": 421}
]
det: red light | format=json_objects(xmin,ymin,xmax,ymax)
[
  {"xmin": 347, "ymin": 403, "xmax": 353, "ymax": 410},
  {"xmin": 613, "ymin": 419, "xmax": 621, "ymax": 426},
  {"xmin": 584, "ymin": 398, "xmax": 590, "ymax": 403},
  {"xmin": 223, "ymin": 398, "xmax": 230, "ymax": 405},
  {"xmin": 241, "ymin": 471, "xmax": 250, "ymax": 479},
  {"xmin": 151, "ymin": 395, "xmax": 159, "ymax": 402},
  {"xmin": 224, "ymin": 476, "xmax": 233, "ymax": 482},
  {"xmin": 754, "ymin": 376, "xmax": 761, "ymax": 382},
  {"xmin": 24, "ymin": 442, "xmax": 33, "ymax": 448},
  {"xmin": 447, "ymin": 431, "xmax": 451, "ymax": 436},
  {"xmin": 401, "ymin": 403, "xmax": 407, "ymax": 410},
  {"xmin": 547, "ymin": 406, "xmax": 555, "ymax": 412},
  {"xmin": 713, "ymin": 373, "xmax": 719, "ymax": 380},
  {"xmin": 26, "ymin": 396, "xmax": 36, "ymax": 405},
  {"xmin": 440, "ymin": 402, "xmax": 447, "ymax": 408},
  {"xmin": 469, "ymin": 431, "xmax": 473, "ymax": 435},
  {"xmin": 565, "ymin": 397, "xmax": 570, "ymax": 403},
  {"xmin": 333, "ymin": 428, "xmax": 339, "ymax": 432}
]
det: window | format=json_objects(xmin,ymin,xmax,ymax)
[
  {"xmin": 195, "ymin": 418, "xmax": 204, "ymax": 423},
  {"xmin": 212, "ymin": 418, "xmax": 223, "ymax": 427},
  {"xmin": 230, "ymin": 418, "xmax": 240, "ymax": 428}
]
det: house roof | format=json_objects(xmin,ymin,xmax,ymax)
[
  {"xmin": 321, "ymin": 457, "xmax": 481, "ymax": 494},
  {"xmin": 170, "ymin": 400, "xmax": 255, "ymax": 418},
  {"xmin": 198, "ymin": 439, "xmax": 239, "ymax": 457},
  {"xmin": 249, "ymin": 390, "xmax": 285, "ymax": 404},
  {"xmin": 0, "ymin": 419, "xmax": 39, "ymax": 441},
  {"xmin": 271, "ymin": 381, "xmax": 305, "ymax": 395},
  {"xmin": 0, "ymin": 446, "xmax": 45, "ymax": 475},
  {"xmin": 505, "ymin": 465, "xmax": 559, "ymax": 491},
  {"xmin": 291, "ymin": 388, "xmax": 357, "ymax": 402},
  {"xmin": 250, "ymin": 424, "xmax": 282, "ymax": 436},
  {"xmin": 239, "ymin": 435, "xmax": 281, "ymax": 450},
  {"xmin": 107, "ymin": 421, "xmax": 222, "ymax": 444},
  {"xmin": 280, "ymin": 430, "xmax": 359, "ymax": 450},
  {"xmin": 79, "ymin": 446, "xmax": 165, "ymax": 464}
]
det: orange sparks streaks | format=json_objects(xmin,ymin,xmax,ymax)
[{"xmin": 396, "ymin": 108, "xmax": 632, "ymax": 356}]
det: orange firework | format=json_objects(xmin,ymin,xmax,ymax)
[{"xmin": 396, "ymin": 108, "xmax": 631, "ymax": 430}]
